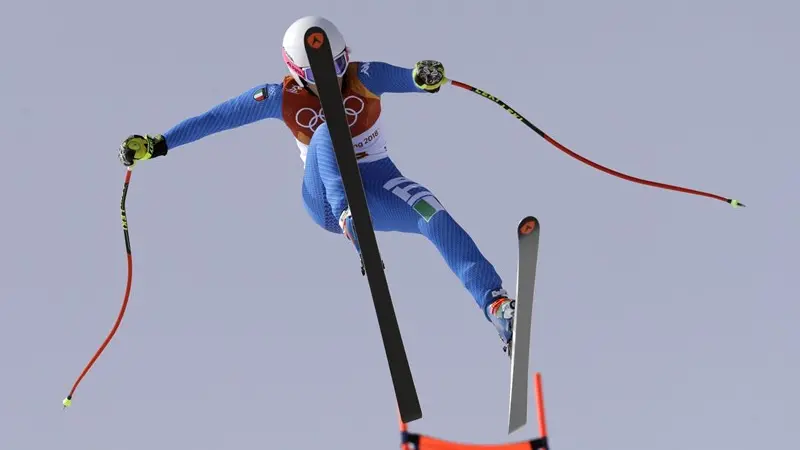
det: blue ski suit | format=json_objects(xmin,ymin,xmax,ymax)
[{"xmin": 161, "ymin": 61, "xmax": 507, "ymax": 316}]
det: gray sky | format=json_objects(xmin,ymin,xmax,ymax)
[{"xmin": 2, "ymin": 0, "xmax": 798, "ymax": 449}]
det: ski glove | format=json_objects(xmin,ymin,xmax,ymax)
[
  {"xmin": 413, "ymin": 60, "xmax": 446, "ymax": 93},
  {"xmin": 118, "ymin": 134, "xmax": 168, "ymax": 166}
]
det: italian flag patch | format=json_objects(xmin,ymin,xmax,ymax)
[
  {"xmin": 253, "ymin": 87, "xmax": 268, "ymax": 101},
  {"xmin": 412, "ymin": 195, "xmax": 444, "ymax": 222}
]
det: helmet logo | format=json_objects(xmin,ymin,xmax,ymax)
[{"xmin": 306, "ymin": 32, "xmax": 324, "ymax": 49}]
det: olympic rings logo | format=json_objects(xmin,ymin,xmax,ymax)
[{"xmin": 295, "ymin": 95, "xmax": 365, "ymax": 130}]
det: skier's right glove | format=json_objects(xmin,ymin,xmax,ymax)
[{"xmin": 118, "ymin": 134, "xmax": 168, "ymax": 167}]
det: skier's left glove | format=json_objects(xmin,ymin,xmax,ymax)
[
  {"xmin": 118, "ymin": 134, "xmax": 168, "ymax": 167},
  {"xmin": 413, "ymin": 60, "xmax": 446, "ymax": 93}
]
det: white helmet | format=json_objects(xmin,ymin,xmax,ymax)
[{"xmin": 282, "ymin": 16, "xmax": 350, "ymax": 86}]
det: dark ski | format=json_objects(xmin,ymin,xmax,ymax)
[
  {"xmin": 508, "ymin": 216, "xmax": 541, "ymax": 434},
  {"xmin": 303, "ymin": 26, "xmax": 422, "ymax": 423}
]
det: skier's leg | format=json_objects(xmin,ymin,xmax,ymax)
[
  {"xmin": 305, "ymin": 127, "xmax": 513, "ymax": 346},
  {"xmin": 304, "ymin": 122, "xmax": 367, "ymax": 252},
  {"xmin": 415, "ymin": 207, "xmax": 515, "ymax": 345},
  {"xmin": 348, "ymin": 160, "xmax": 515, "ymax": 345},
  {"xmin": 300, "ymin": 126, "xmax": 340, "ymax": 234},
  {"xmin": 307, "ymin": 123, "xmax": 349, "ymax": 217}
]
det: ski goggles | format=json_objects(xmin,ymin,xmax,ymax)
[{"xmin": 283, "ymin": 48, "xmax": 349, "ymax": 84}]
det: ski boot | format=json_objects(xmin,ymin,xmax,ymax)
[
  {"xmin": 339, "ymin": 207, "xmax": 384, "ymax": 275},
  {"xmin": 339, "ymin": 207, "xmax": 357, "ymax": 244},
  {"xmin": 486, "ymin": 290, "xmax": 515, "ymax": 358}
]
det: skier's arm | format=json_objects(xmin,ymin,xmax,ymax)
[
  {"xmin": 357, "ymin": 60, "xmax": 446, "ymax": 95},
  {"xmin": 119, "ymin": 83, "xmax": 284, "ymax": 166},
  {"xmin": 162, "ymin": 83, "xmax": 284, "ymax": 149}
]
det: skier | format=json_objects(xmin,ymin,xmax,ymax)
[{"xmin": 117, "ymin": 15, "xmax": 516, "ymax": 354}]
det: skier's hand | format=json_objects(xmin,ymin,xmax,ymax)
[
  {"xmin": 118, "ymin": 134, "xmax": 168, "ymax": 167},
  {"xmin": 413, "ymin": 60, "xmax": 446, "ymax": 93}
]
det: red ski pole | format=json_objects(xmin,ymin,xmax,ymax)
[
  {"xmin": 447, "ymin": 78, "xmax": 745, "ymax": 208},
  {"xmin": 63, "ymin": 168, "xmax": 135, "ymax": 409}
]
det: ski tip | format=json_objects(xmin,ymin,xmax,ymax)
[
  {"xmin": 729, "ymin": 199, "xmax": 746, "ymax": 208},
  {"xmin": 303, "ymin": 26, "xmax": 329, "ymax": 53},
  {"xmin": 518, "ymin": 216, "xmax": 539, "ymax": 236}
]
